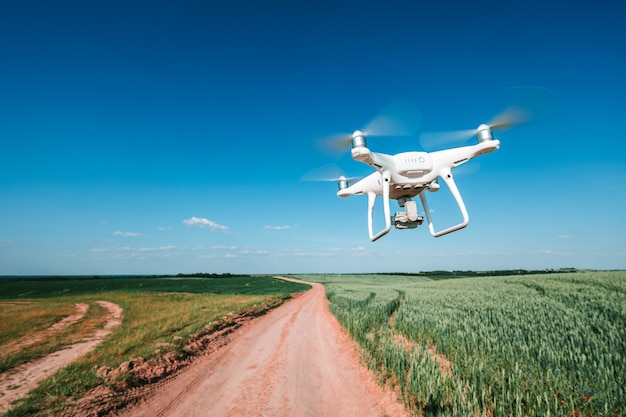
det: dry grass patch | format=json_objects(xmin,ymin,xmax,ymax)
[
  {"xmin": 0, "ymin": 300, "xmax": 110, "ymax": 373},
  {"xmin": 0, "ymin": 301, "xmax": 75, "ymax": 346}
]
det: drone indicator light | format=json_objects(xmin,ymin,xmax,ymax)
[{"xmin": 393, "ymin": 151, "xmax": 433, "ymax": 177}]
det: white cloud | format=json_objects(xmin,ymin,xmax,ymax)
[
  {"xmin": 198, "ymin": 246, "xmax": 269, "ymax": 260},
  {"xmin": 113, "ymin": 231, "xmax": 143, "ymax": 237},
  {"xmin": 198, "ymin": 252, "xmax": 239, "ymax": 259},
  {"xmin": 158, "ymin": 226, "xmax": 172, "ymax": 231},
  {"xmin": 90, "ymin": 245, "xmax": 184, "ymax": 261},
  {"xmin": 556, "ymin": 234, "xmax": 574, "ymax": 239},
  {"xmin": 274, "ymin": 246, "xmax": 378, "ymax": 258},
  {"xmin": 92, "ymin": 245, "xmax": 182, "ymax": 253},
  {"xmin": 240, "ymin": 249, "xmax": 269, "ymax": 255},
  {"xmin": 138, "ymin": 245, "xmax": 179, "ymax": 252},
  {"xmin": 183, "ymin": 217, "xmax": 228, "ymax": 231},
  {"xmin": 264, "ymin": 225, "xmax": 298, "ymax": 230},
  {"xmin": 460, "ymin": 250, "xmax": 510, "ymax": 256},
  {"xmin": 276, "ymin": 248, "xmax": 308, "ymax": 256},
  {"xmin": 530, "ymin": 249, "xmax": 573, "ymax": 256}
]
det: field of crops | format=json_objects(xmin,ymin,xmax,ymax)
[{"xmin": 295, "ymin": 272, "xmax": 626, "ymax": 417}]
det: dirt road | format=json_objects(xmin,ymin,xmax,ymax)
[
  {"xmin": 119, "ymin": 279, "xmax": 408, "ymax": 417},
  {"xmin": 0, "ymin": 301, "xmax": 123, "ymax": 414}
]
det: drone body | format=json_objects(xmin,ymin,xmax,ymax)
[{"xmin": 337, "ymin": 125, "xmax": 500, "ymax": 241}]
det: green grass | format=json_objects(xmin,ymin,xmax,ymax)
[
  {"xmin": 0, "ymin": 275, "xmax": 310, "ymax": 417},
  {"xmin": 294, "ymin": 271, "xmax": 626, "ymax": 417},
  {"xmin": 0, "ymin": 275, "xmax": 308, "ymax": 299}
]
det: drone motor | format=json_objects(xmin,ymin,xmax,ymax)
[
  {"xmin": 476, "ymin": 124, "xmax": 494, "ymax": 143},
  {"xmin": 337, "ymin": 176, "xmax": 349, "ymax": 191},
  {"xmin": 351, "ymin": 130, "xmax": 367, "ymax": 148}
]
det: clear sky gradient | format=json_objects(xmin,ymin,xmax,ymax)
[{"xmin": 1, "ymin": 0, "xmax": 625, "ymax": 275}]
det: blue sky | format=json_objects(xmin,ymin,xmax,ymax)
[{"xmin": 1, "ymin": 0, "xmax": 625, "ymax": 275}]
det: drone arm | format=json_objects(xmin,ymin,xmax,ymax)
[
  {"xmin": 352, "ymin": 146, "xmax": 397, "ymax": 174},
  {"xmin": 418, "ymin": 141, "xmax": 499, "ymax": 237},
  {"xmin": 419, "ymin": 169, "xmax": 469, "ymax": 237},
  {"xmin": 430, "ymin": 140, "xmax": 500, "ymax": 169},
  {"xmin": 367, "ymin": 171, "xmax": 391, "ymax": 241}
]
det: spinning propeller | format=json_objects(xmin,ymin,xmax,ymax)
[
  {"xmin": 317, "ymin": 99, "xmax": 421, "ymax": 154},
  {"xmin": 300, "ymin": 164, "xmax": 362, "ymax": 190},
  {"xmin": 419, "ymin": 86, "xmax": 558, "ymax": 150}
]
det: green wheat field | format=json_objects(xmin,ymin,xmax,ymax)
[{"xmin": 294, "ymin": 271, "xmax": 626, "ymax": 417}]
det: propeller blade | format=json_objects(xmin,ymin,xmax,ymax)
[
  {"xmin": 420, "ymin": 86, "xmax": 558, "ymax": 150},
  {"xmin": 488, "ymin": 86, "xmax": 558, "ymax": 130},
  {"xmin": 488, "ymin": 107, "xmax": 532, "ymax": 130},
  {"xmin": 362, "ymin": 98, "xmax": 421, "ymax": 138},
  {"xmin": 419, "ymin": 128, "xmax": 478, "ymax": 150},
  {"xmin": 316, "ymin": 133, "xmax": 354, "ymax": 155},
  {"xmin": 300, "ymin": 164, "xmax": 359, "ymax": 183},
  {"xmin": 317, "ymin": 99, "xmax": 421, "ymax": 155}
]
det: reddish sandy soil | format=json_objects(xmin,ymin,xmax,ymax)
[{"xmin": 117, "ymin": 279, "xmax": 409, "ymax": 417}]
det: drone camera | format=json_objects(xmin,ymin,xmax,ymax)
[
  {"xmin": 392, "ymin": 212, "xmax": 423, "ymax": 229},
  {"xmin": 476, "ymin": 124, "xmax": 494, "ymax": 143},
  {"xmin": 393, "ymin": 199, "xmax": 423, "ymax": 229}
]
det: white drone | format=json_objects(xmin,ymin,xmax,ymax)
[
  {"xmin": 336, "ymin": 125, "xmax": 498, "ymax": 241},
  {"xmin": 312, "ymin": 88, "xmax": 554, "ymax": 241}
]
